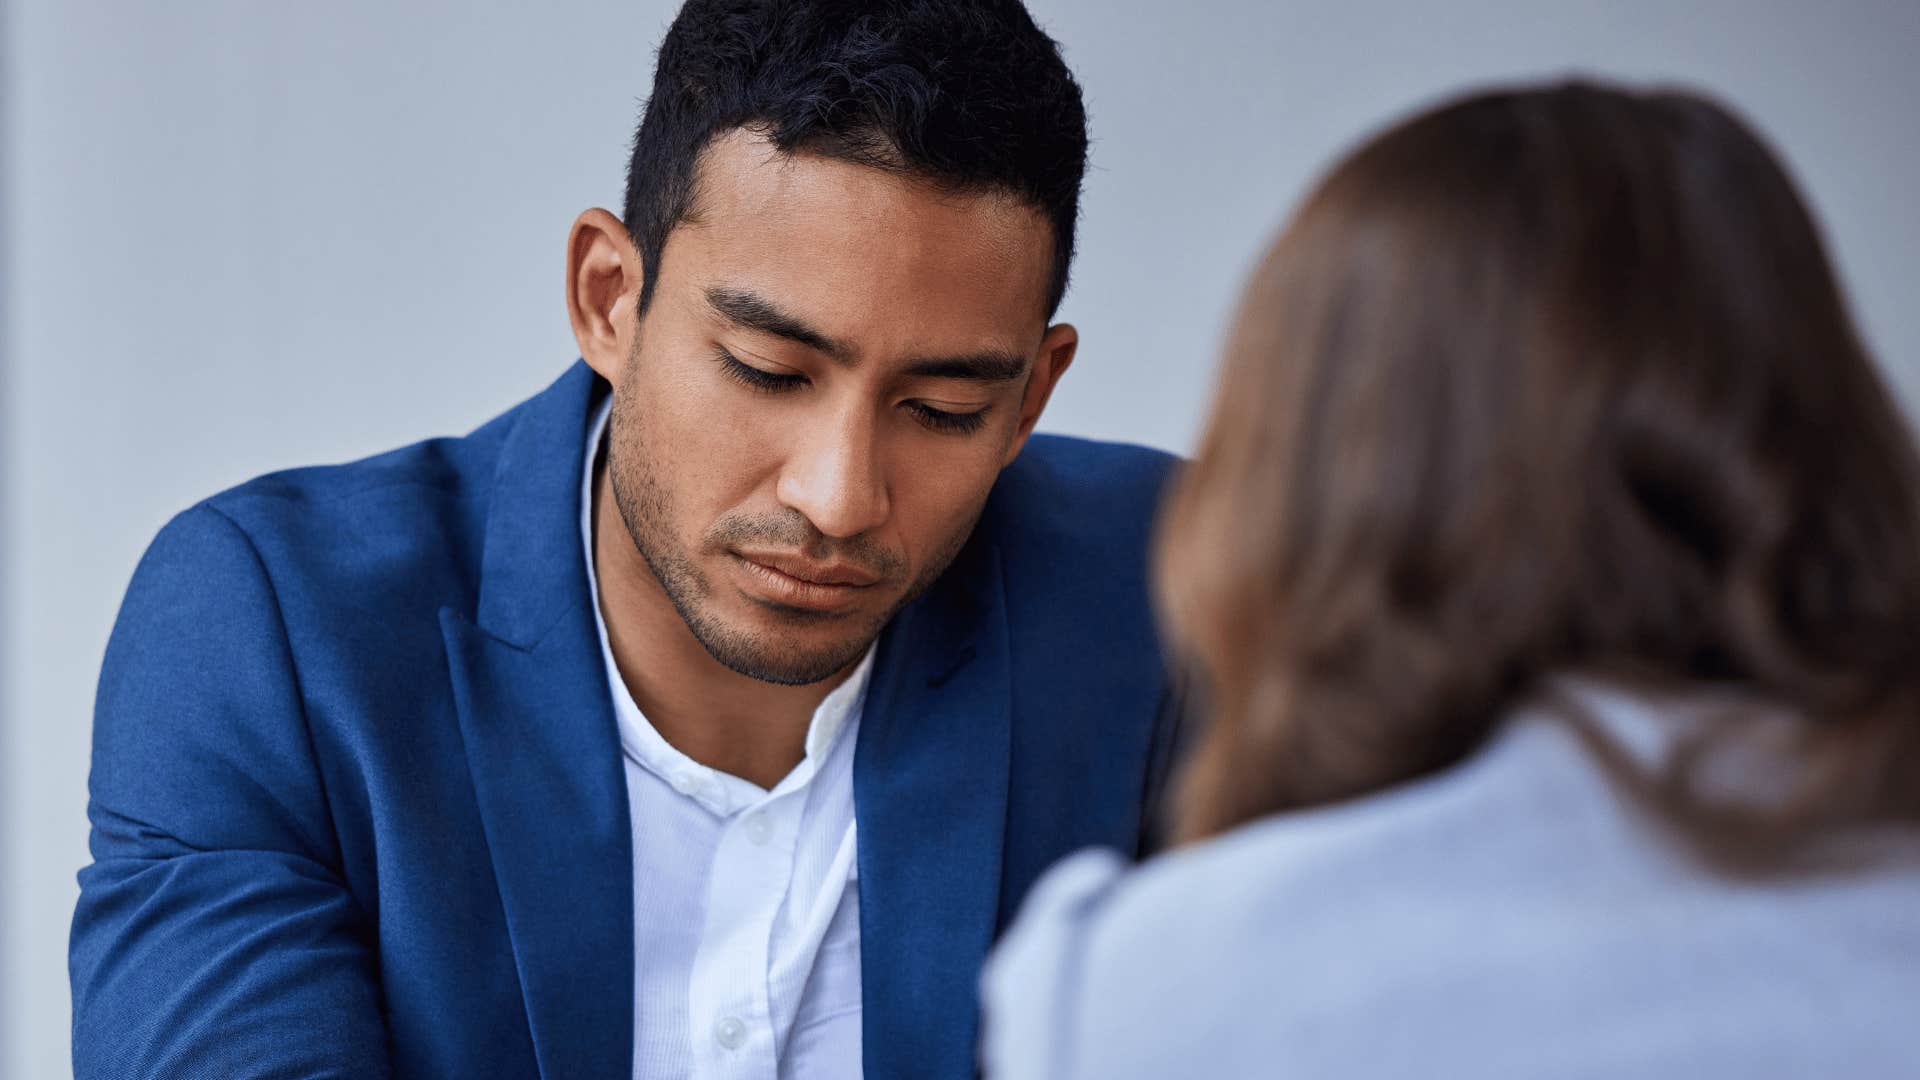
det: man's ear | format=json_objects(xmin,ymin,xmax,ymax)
[
  {"xmin": 566, "ymin": 208, "xmax": 645, "ymax": 387},
  {"xmin": 1003, "ymin": 322, "xmax": 1078, "ymax": 466}
]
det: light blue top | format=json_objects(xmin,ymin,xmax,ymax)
[{"xmin": 981, "ymin": 679, "xmax": 1920, "ymax": 1079}]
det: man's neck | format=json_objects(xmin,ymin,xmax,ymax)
[{"xmin": 591, "ymin": 463, "xmax": 855, "ymax": 790}]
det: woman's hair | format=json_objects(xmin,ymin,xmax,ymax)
[{"xmin": 1158, "ymin": 81, "xmax": 1920, "ymax": 849}]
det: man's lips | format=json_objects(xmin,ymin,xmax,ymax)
[{"xmin": 733, "ymin": 551, "xmax": 883, "ymax": 589}]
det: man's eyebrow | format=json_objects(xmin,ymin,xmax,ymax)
[
  {"xmin": 901, "ymin": 353, "xmax": 1030, "ymax": 383},
  {"xmin": 705, "ymin": 286, "xmax": 850, "ymax": 362},
  {"xmin": 704, "ymin": 285, "xmax": 1027, "ymax": 381}
]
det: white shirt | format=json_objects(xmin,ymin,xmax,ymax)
[{"xmin": 582, "ymin": 398, "xmax": 868, "ymax": 1080}]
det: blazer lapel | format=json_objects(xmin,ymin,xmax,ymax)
[
  {"xmin": 855, "ymin": 536, "xmax": 1014, "ymax": 1080},
  {"xmin": 441, "ymin": 363, "xmax": 633, "ymax": 1079}
]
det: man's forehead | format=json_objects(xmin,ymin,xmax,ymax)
[
  {"xmin": 686, "ymin": 132, "xmax": 1050, "ymax": 271},
  {"xmin": 671, "ymin": 128, "xmax": 1058, "ymax": 343}
]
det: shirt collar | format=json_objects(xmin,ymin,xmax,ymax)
[{"xmin": 579, "ymin": 394, "xmax": 873, "ymax": 816}]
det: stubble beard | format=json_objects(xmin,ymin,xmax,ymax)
[{"xmin": 604, "ymin": 386, "xmax": 984, "ymax": 687}]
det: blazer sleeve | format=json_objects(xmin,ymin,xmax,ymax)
[{"xmin": 69, "ymin": 505, "xmax": 392, "ymax": 1079}]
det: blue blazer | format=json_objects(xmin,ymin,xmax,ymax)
[{"xmin": 70, "ymin": 362, "xmax": 1182, "ymax": 1079}]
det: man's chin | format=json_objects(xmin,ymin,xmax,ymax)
[
  {"xmin": 688, "ymin": 604, "xmax": 880, "ymax": 687},
  {"xmin": 700, "ymin": 642, "xmax": 871, "ymax": 687}
]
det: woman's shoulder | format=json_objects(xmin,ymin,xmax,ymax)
[
  {"xmin": 981, "ymin": 681, "xmax": 1920, "ymax": 1078},
  {"xmin": 979, "ymin": 848, "xmax": 1131, "ymax": 1080},
  {"xmin": 981, "ymin": 713, "xmax": 1602, "ymax": 1078}
]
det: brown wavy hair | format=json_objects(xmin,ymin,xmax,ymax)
[{"xmin": 1158, "ymin": 82, "xmax": 1920, "ymax": 850}]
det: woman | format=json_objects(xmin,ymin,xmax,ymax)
[{"xmin": 982, "ymin": 82, "xmax": 1920, "ymax": 1078}]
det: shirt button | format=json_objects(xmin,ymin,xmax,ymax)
[
  {"xmin": 744, "ymin": 813, "xmax": 772, "ymax": 846},
  {"xmin": 670, "ymin": 771, "xmax": 700, "ymax": 796},
  {"xmin": 713, "ymin": 1015, "xmax": 747, "ymax": 1051}
]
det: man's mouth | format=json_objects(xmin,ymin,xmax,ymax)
[
  {"xmin": 734, "ymin": 550, "xmax": 882, "ymax": 588},
  {"xmin": 731, "ymin": 551, "xmax": 883, "ymax": 612}
]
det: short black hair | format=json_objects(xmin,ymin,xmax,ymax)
[{"xmin": 622, "ymin": 0, "xmax": 1089, "ymax": 319}]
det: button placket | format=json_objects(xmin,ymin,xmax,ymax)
[{"xmin": 689, "ymin": 798, "xmax": 794, "ymax": 1079}]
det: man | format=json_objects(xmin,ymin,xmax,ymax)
[{"xmin": 70, "ymin": 2, "xmax": 1180, "ymax": 1077}]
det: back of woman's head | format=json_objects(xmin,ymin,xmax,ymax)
[{"xmin": 1159, "ymin": 81, "xmax": 1920, "ymax": 847}]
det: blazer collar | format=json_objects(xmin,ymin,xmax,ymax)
[
  {"xmin": 441, "ymin": 361, "xmax": 633, "ymax": 1078},
  {"xmin": 472, "ymin": 360, "xmax": 606, "ymax": 648}
]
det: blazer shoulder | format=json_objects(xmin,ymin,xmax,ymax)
[
  {"xmin": 1001, "ymin": 433, "xmax": 1179, "ymax": 511},
  {"xmin": 987, "ymin": 434, "xmax": 1180, "ymax": 566},
  {"xmin": 202, "ymin": 405, "xmax": 513, "ymax": 532},
  {"xmin": 121, "ymin": 390, "xmax": 534, "ymax": 658}
]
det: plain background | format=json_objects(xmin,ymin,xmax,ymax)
[{"xmin": 4, "ymin": 1, "xmax": 1917, "ymax": 1074}]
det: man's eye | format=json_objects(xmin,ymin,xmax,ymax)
[
  {"xmin": 907, "ymin": 401, "xmax": 990, "ymax": 435},
  {"xmin": 714, "ymin": 348, "xmax": 806, "ymax": 392}
]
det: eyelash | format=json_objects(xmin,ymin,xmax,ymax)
[
  {"xmin": 715, "ymin": 348, "xmax": 806, "ymax": 393},
  {"xmin": 713, "ymin": 348, "xmax": 991, "ymax": 435},
  {"xmin": 906, "ymin": 401, "xmax": 990, "ymax": 435}
]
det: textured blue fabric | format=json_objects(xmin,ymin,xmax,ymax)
[{"xmin": 71, "ymin": 361, "xmax": 1179, "ymax": 1080}]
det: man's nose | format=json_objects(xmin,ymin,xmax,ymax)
[{"xmin": 775, "ymin": 405, "xmax": 892, "ymax": 540}]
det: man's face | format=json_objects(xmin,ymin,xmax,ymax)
[{"xmin": 605, "ymin": 129, "xmax": 1066, "ymax": 686}]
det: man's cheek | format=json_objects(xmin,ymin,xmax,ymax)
[{"xmin": 656, "ymin": 404, "xmax": 755, "ymax": 497}]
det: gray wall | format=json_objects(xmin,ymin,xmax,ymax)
[{"xmin": 5, "ymin": 1, "xmax": 1917, "ymax": 1074}]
